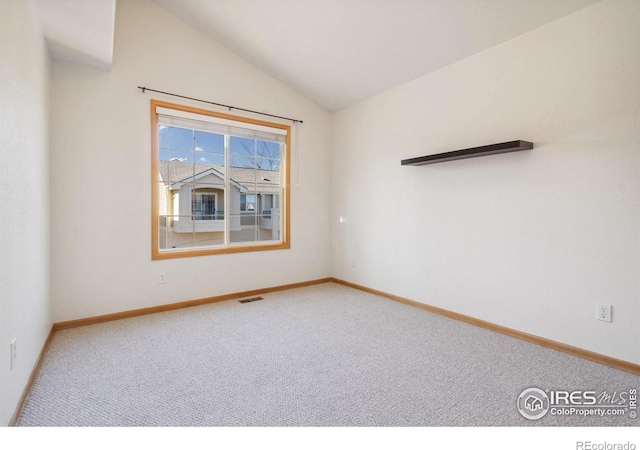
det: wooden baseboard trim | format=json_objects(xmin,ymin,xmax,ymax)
[
  {"xmin": 8, "ymin": 325, "xmax": 56, "ymax": 427},
  {"xmin": 331, "ymin": 278, "xmax": 640, "ymax": 376},
  {"xmin": 53, "ymin": 277, "xmax": 333, "ymax": 331}
]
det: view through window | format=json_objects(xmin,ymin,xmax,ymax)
[{"xmin": 151, "ymin": 100, "xmax": 290, "ymax": 259}]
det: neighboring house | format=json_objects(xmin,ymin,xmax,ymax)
[{"xmin": 158, "ymin": 160, "xmax": 280, "ymax": 249}]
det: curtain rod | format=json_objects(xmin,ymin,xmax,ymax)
[{"xmin": 137, "ymin": 86, "xmax": 303, "ymax": 124}]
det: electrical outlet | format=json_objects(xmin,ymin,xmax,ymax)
[
  {"xmin": 10, "ymin": 339, "xmax": 17, "ymax": 370},
  {"xmin": 597, "ymin": 304, "xmax": 612, "ymax": 322},
  {"xmin": 159, "ymin": 272, "xmax": 166, "ymax": 284}
]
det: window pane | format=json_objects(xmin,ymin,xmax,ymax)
[
  {"xmin": 160, "ymin": 126, "xmax": 194, "ymax": 151},
  {"xmin": 229, "ymin": 212, "xmax": 279, "ymax": 243},
  {"xmin": 158, "ymin": 148, "xmax": 193, "ymax": 164},
  {"xmin": 194, "ymin": 130, "xmax": 224, "ymax": 154},
  {"xmin": 159, "ymin": 215, "xmax": 199, "ymax": 250},
  {"xmin": 164, "ymin": 214, "xmax": 225, "ymax": 248},
  {"xmin": 258, "ymin": 210, "xmax": 280, "ymax": 242},
  {"xmin": 256, "ymin": 167, "xmax": 280, "ymax": 192},
  {"xmin": 229, "ymin": 154, "xmax": 258, "ymax": 169},
  {"xmin": 194, "ymin": 152, "xmax": 224, "ymax": 167},
  {"xmin": 159, "ymin": 155, "xmax": 200, "ymax": 184},
  {"xmin": 193, "ymin": 168, "xmax": 226, "ymax": 188},
  {"xmin": 230, "ymin": 214, "xmax": 260, "ymax": 243},
  {"xmin": 166, "ymin": 166, "xmax": 225, "ymax": 190},
  {"xmin": 230, "ymin": 136, "xmax": 255, "ymax": 157},
  {"xmin": 256, "ymin": 140, "xmax": 280, "ymax": 170}
]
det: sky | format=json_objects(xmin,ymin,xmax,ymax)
[{"xmin": 158, "ymin": 125, "xmax": 280, "ymax": 171}]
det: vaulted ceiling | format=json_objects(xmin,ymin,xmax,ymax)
[{"xmin": 36, "ymin": 0, "xmax": 599, "ymax": 112}]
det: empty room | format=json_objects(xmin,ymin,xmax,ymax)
[{"xmin": 1, "ymin": 0, "xmax": 638, "ymax": 440}]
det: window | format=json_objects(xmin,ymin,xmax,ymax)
[
  {"xmin": 151, "ymin": 100, "xmax": 290, "ymax": 259},
  {"xmin": 192, "ymin": 192, "xmax": 217, "ymax": 220},
  {"xmin": 240, "ymin": 194, "xmax": 256, "ymax": 212}
]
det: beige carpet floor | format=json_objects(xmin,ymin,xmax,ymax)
[{"xmin": 17, "ymin": 282, "xmax": 640, "ymax": 426}]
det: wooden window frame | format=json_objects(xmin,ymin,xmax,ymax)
[{"xmin": 151, "ymin": 100, "xmax": 291, "ymax": 260}]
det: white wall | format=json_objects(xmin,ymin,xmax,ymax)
[
  {"xmin": 50, "ymin": 0, "xmax": 331, "ymax": 322},
  {"xmin": 0, "ymin": 0, "xmax": 51, "ymax": 426},
  {"xmin": 331, "ymin": 1, "xmax": 640, "ymax": 365}
]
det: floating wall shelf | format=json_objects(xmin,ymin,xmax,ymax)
[{"xmin": 401, "ymin": 140, "xmax": 534, "ymax": 166}]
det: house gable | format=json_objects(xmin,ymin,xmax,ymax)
[{"xmin": 169, "ymin": 168, "xmax": 248, "ymax": 193}]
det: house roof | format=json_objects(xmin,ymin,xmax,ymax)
[
  {"xmin": 158, "ymin": 160, "xmax": 280, "ymax": 194},
  {"xmin": 168, "ymin": 167, "xmax": 248, "ymax": 193}
]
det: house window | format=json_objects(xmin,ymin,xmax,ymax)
[
  {"xmin": 192, "ymin": 192, "xmax": 216, "ymax": 220},
  {"xmin": 240, "ymin": 194, "xmax": 256, "ymax": 212},
  {"xmin": 151, "ymin": 100, "xmax": 290, "ymax": 259}
]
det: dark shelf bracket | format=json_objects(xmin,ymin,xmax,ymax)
[{"xmin": 401, "ymin": 140, "xmax": 534, "ymax": 166}]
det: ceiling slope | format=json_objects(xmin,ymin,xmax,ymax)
[{"xmin": 151, "ymin": 0, "xmax": 599, "ymax": 112}]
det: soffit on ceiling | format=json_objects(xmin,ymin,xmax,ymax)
[{"xmin": 35, "ymin": 0, "xmax": 116, "ymax": 72}]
